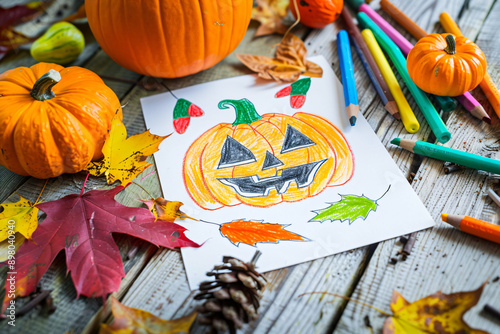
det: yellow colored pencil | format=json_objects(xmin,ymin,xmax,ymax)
[
  {"xmin": 440, "ymin": 12, "xmax": 500, "ymax": 119},
  {"xmin": 361, "ymin": 29, "xmax": 419, "ymax": 133}
]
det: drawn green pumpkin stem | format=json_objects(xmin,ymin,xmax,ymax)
[{"xmin": 218, "ymin": 98, "xmax": 262, "ymax": 126}]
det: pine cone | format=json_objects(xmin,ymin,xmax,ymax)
[{"xmin": 195, "ymin": 251, "xmax": 267, "ymax": 333}]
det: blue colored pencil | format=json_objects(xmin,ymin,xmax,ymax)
[{"xmin": 337, "ymin": 30, "xmax": 359, "ymax": 126}]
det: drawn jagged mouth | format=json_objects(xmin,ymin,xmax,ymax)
[{"xmin": 217, "ymin": 159, "xmax": 328, "ymax": 197}]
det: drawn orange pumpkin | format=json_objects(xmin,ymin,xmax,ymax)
[{"xmin": 183, "ymin": 98, "xmax": 354, "ymax": 209}]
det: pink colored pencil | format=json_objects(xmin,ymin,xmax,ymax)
[
  {"xmin": 359, "ymin": 4, "xmax": 413, "ymax": 55},
  {"xmin": 361, "ymin": 3, "xmax": 490, "ymax": 123}
]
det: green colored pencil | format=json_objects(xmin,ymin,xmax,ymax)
[
  {"xmin": 357, "ymin": 12, "xmax": 451, "ymax": 144},
  {"xmin": 391, "ymin": 138, "xmax": 500, "ymax": 175}
]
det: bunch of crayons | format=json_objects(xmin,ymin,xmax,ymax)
[{"xmin": 338, "ymin": 0, "xmax": 500, "ymax": 245}]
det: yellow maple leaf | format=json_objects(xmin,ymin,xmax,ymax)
[
  {"xmin": 383, "ymin": 283, "xmax": 489, "ymax": 334},
  {"xmin": 0, "ymin": 195, "xmax": 39, "ymax": 241},
  {"xmin": 252, "ymin": 0, "xmax": 290, "ymax": 37},
  {"xmin": 86, "ymin": 115, "xmax": 170, "ymax": 185},
  {"xmin": 141, "ymin": 198, "xmax": 186, "ymax": 222},
  {"xmin": 99, "ymin": 296, "xmax": 196, "ymax": 334}
]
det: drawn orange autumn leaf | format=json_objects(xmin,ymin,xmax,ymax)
[
  {"xmin": 86, "ymin": 114, "xmax": 170, "ymax": 185},
  {"xmin": 99, "ymin": 296, "xmax": 197, "ymax": 334},
  {"xmin": 219, "ymin": 220, "xmax": 306, "ymax": 246},
  {"xmin": 236, "ymin": 33, "xmax": 323, "ymax": 82},
  {"xmin": 252, "ymin": 0, "xmax": 290, "ymax": 37},
  {"xmin": 383, "ymin": 282, "xmax": 489, "ymax": 334}
]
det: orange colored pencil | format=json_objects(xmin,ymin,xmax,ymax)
[
  {"xmin": 440, "ymin": 12, "xmax": 500, "ymax": 119},
  {"xmin": 380, "ymin": 0, "xmax": 427, "ymax": 39},
  {"xmin": 441, "ymin": 213, "xmax": 500, "ymax": 244}
]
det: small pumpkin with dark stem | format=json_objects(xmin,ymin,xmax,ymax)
[
  {"xmin": 183, "ymin": 98, "xmax": 354, "ymax": 210},
  {"xmin": 0, "ymin": 63, "xmax": 122, "ymax": 179},
  {"xmin": 290, "ymin": 0, "xmax": 343, "ymax": 29},
  {"xmin": 407, "ymin": 33, "xmax": 487, "ymax": 97}
]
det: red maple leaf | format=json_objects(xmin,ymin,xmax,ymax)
[{"xmin": 2, "ymin": 186, "xmax": 198, "ymax": 312}]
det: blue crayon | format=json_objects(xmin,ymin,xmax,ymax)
[{"xmin": 337, "ymin": 30, "xmax": 359, "ymax": 126}]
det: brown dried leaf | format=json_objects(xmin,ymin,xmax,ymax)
[
  {"xmin": 99, "ymin": 296, "xmax": 197, "ymax": 334},
  {"xmin": 237, "ymin": 33, "xmax": 322, "ymax": 82},
  {"xmin": 252, "ymin": 0, "xmax": 290, "ymax": 37},
  {"xmin": 303, "ymin": 60, "xmax": 324, "ymax": 78}
]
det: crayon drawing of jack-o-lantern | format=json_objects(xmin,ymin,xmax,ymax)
[{"xmin": 183, "ymin": 98, "xmax": 354, "ymax": 210}]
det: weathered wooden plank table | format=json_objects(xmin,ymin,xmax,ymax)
[{"xmin": 1, "ymin": 0, "xmax": 500, "ymax": 333}]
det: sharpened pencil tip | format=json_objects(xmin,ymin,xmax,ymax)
[
  {"xmin": 384, "ymin": 101, "xmax": 401, "ymax": 120},
  {"xmin": 441, "ymin": 213, "xmax": 448, "ymax": 222},
  {"xmin": 483, "ymin": 116, "xmax": 492, "ymax": 124},
  {"xmin": 390, "ymin": 138, "xmax": 401, "ymax": 145},
  {"xmin": 349, "ymin": 116, "xmax": 357, "ymax": 126}
]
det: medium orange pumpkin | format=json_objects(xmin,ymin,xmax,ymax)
[
  {"xmin": 407, "ymin": 33, "xmax": 487, "ymax": 97},
  {"xmin": 0, "ymin": 63, "xmax": 122, "ymax": 179},
  {"xmin": 183, "ymin": 98, "xmax": 354, "ymax": 210},
  {"xmin": 290, "ymin": 0, "xmax": 343, "ymax": 29},
  {"xmin": 85, "ymin": 0, "xmax": 253, "ymax": 78}
]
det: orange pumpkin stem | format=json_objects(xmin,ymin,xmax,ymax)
[
  {"xmin": 218, "ymin": 98, "xmax": 262, "ymax": 126},
  {"xmin": 444, "ymin": 34, "xmax": 456, "ymax": 55},
  {"xmin": 30, "ymin": 69, "xmax": 61, "ymax": 101}
]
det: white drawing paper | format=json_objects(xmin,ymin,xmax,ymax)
[{"xmin": 140, "ymin": 56, "xmax": 435, "ymax": 289}]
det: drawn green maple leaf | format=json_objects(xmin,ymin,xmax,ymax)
[{"xmin": 310, "ymin": 186, "xmax": 391, "ymax": 224}]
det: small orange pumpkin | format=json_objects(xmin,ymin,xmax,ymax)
[
  {"xmin": 407, "ymin": 33, "xmax": 487, "ymax": 97},
  {"xmin": 85, "ymin": 0, "xmax": 253, "ymax": 78},
  {"xmin": 183, "ymin": 98, "xmax": 354, "ymax": 210},
  {"xmin": 0, "ymin": 63, "xmax": 122, "ymax": 179},
  {"xmin": 290, "ymin": 0, "xmax": 343, "ymax": 29}
]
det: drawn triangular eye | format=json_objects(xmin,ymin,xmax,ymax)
[
  {"xmin": 280, "ymin": 125, "xmax": 316, "ymax": 154},
  {"xmin": 262, "ymin": 151, "xmax": 284, "ymax": 170},
  {"xmin": 218, "ymin": 136, "xmax": 257, "ymax": 169}
]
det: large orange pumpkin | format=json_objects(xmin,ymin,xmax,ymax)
[
  {"xmin": 0, "ymin": 63, "xmax": 122, "ymax": 179},
  {"xmin": 184, "ymin": 98, "xmax": 354, "ymax": 210},
  {"xmin": 290, "ymin": 0, "xmax": 343, "ymax": 29},
  {"xmin": 407, "ymin": 33, "xmax": 487, "ymax": 97},
  {"xmin": 85, "ymin": 0, "xmax": 253, "ymax": 78}
]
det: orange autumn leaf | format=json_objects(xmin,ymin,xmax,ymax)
[
  {"xmin": 219, "ymin": 220, "xmax": 306, "ymax": 246},
  {"xmin": 85, "ymin": 114, "xmax": 169, "ymax": 185},
  {"xmin": 252, "ymin": 0, "xmax": 290, "ymax": 37},
  {"xmin": 62, "ymin": 4, "xmax": 86, "ymax": 22},
  {"xmin": 383, "ymin": 282, "xmax": 489, "ymax": 334},
  {"xmin": 99, "ymin": 296, "xmax": 196, "ymax": 334},
  {"xmin": 236, "ymin": 33, "xmax": 323, "ymax": 82}
]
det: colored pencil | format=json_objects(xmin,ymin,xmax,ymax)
[
  {"xmin": 358, "ymin": 13, "xmax": 451, "ymax": 143},
  {"xmin": 345, "ymin": 0, "xmax": 365, "ymax": 12},
  {"xmin": 337, "ymin": 30, "xmax": 359, "ymax": 126},
  {"xmin": 362, "ymin": 29, "xmax": 418, "ymax": 132},
  {"xmin": 379, "ymin": 0, "xmax": 427, "ymax": 39},
  {"xmin": 359, "ymin": 4, "xmax": 456, "ymax": 113},
  {"xmin": 441, "ymin": 213, "xmax": 500, "ymax": 245},
  {"xmin": 440, "ymin": 12, "xmax": 500, "ymax": 120},
  {"xmin": 379, "ymin": 0, "xmax": 490, "ymax": 123},
  {"xmin": 341, "ymin": 7, "xmax": 400, "ymax": 119},
  {"xmin": 391, "ymin": 138, "xmax": 500, "ymax": 174},
  {"xmin": 487, "ymin": 188, "xmax": 500, "ymax": 208}
]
